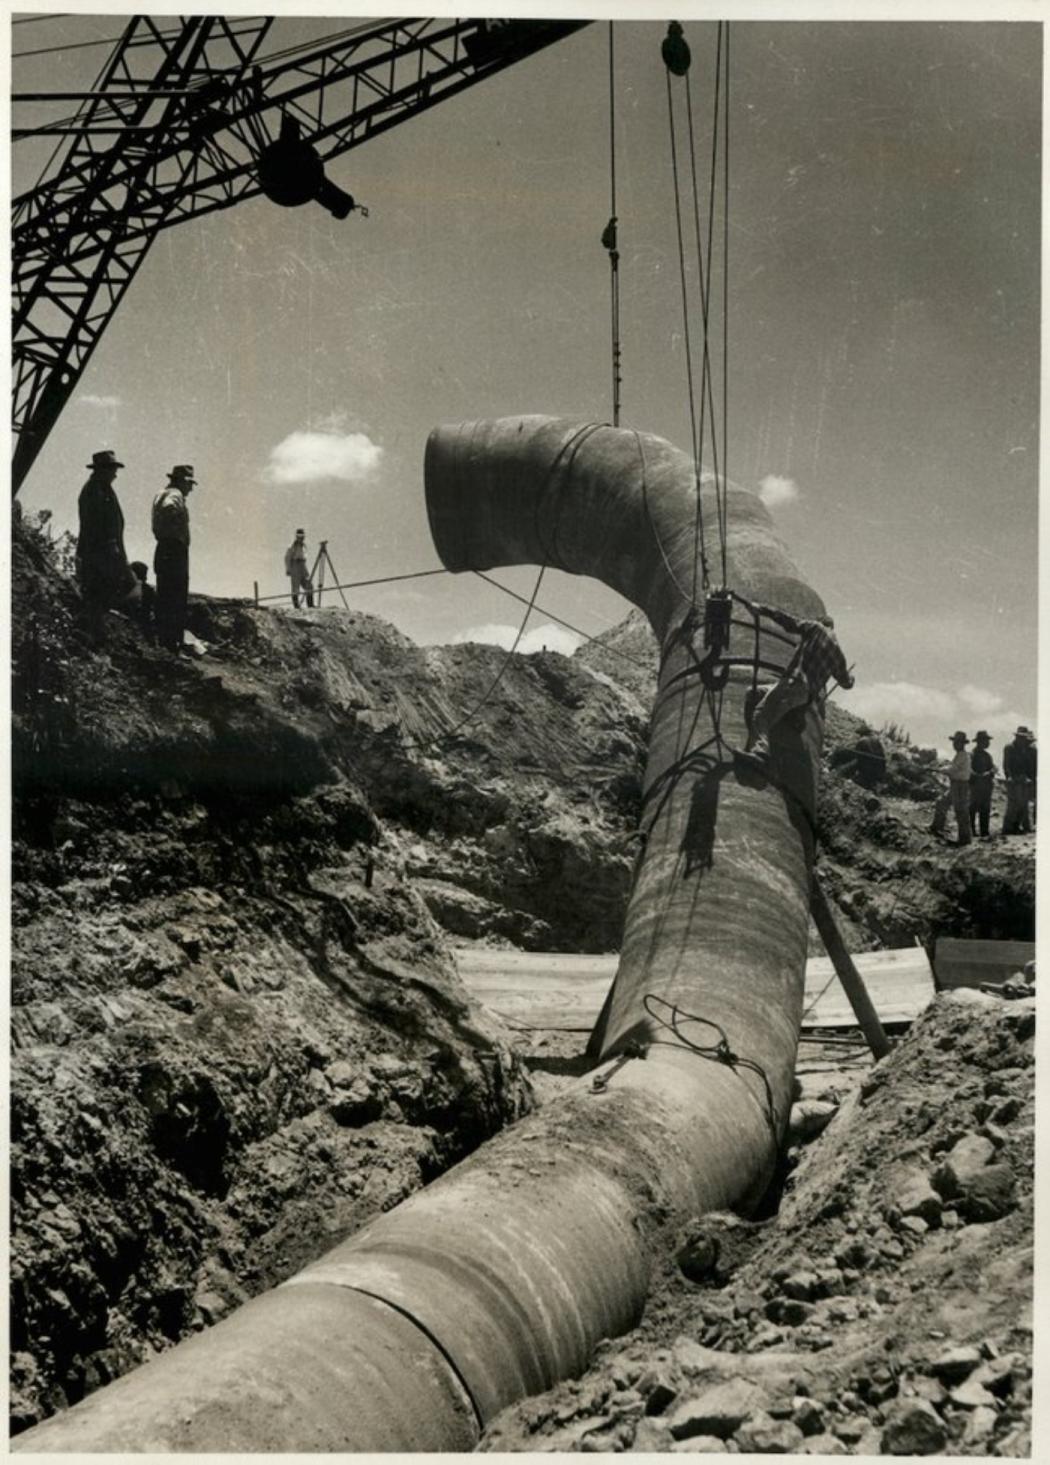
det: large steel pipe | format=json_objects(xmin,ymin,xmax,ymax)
[{"xmin": 16, "ymin": 418, "xmax": 827, "ymax": 1453}]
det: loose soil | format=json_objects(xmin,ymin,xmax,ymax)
[{"xmin": 10, "ymin": 517, "xmax": 1035, "ymax": 1450}]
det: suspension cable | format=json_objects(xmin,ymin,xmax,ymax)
[
  {"xmin": 721, "ymin": 23, "xmax": 731, "ymax": 586},
  {"xmin": 662, "ymin": 21, "xmax": 734, "ymax": 597},
  {"xmin": 602, "ymin": 21, "xmax": 623, "ymax": 428},
  {"xmin": 664, "ymin": 63, "xmax": 708, "ymax": 603},
  {"xmin": 684, "ymin": 28, "xmax": 722, "ymax": 598}
]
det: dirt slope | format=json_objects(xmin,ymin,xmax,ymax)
[
  {"xmin": 10, "ymin": 518, "xmax": 1035, "ymax": 1440},
  {"xmin": 484, "ymin": 991, "xmax": 1034, "ymax": 1456}
]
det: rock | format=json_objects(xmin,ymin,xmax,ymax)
[
  {"xmin": 765, "ymin": 1297, "xmax": 813, "ymax": 1326},
  {"xmin": 193, "ymin": 1289, "xmax": 229, "ymax": 1325},
  {"xmin": 811, "ymin": 1267, "xmax": 845, "ymax": 1299},
  {"xmin": 956, "ymin": 1163, "xmax": 1016, "ymax": 1222},
  {"xmin": 992, "ymin": 1095, "xmax": 1022, "ymax": 1124},
  {"xmin": 962, "ymin": 1405, "xmax": 998, "ymax": 1445},
  {"xmin": 779, "ymin": 1271, "xmax": 819, "ymax": 1302},
  {"xmin": 932, "ymin": 1133, "xmax": 995, "ymax": 1199},
  {"xmin": 733, "ymin": 1289, "xmax": 765, "ymax": 1319},
  {"xmin": 735, "ymin": 1412, "xmax": 804, "ymax": 1453},
  {"xmin": 832, "ymin": 1414, "xmax": 866, "ymax": 1443},
  {"xmin": 891, "ymin": 1167, "xmax": 943, "ymax": 1225},
  {"xmin": 672, "ymin": 1338, "xmax": 723, "ymax": 1378},
  {"xmin": 949, "ymin": 1377, "xmax": 996, "ymax": 1409},
  {"xmin": 675, "ymin": 1230, "xmax": 720, "ymax": 1284},
  {"xmin": 671, "ymin": 1436, "xmax": 727, "ymax": 1453},
  {"xmin": 667, "ymin": 1379, "xmax": 767, "ymax": 1441},
  {"xmin": 787, "ymin": 1100, "xmax": 838, "ymax": 1144},
  {"xmin": 909, "ymin": 1376, "xmax": 948, "ymax": 1406},
  {"xmin": 798, "ymin": 1432, "xmax": 849, "ymax": 1454},
  {"xmin": 880, "ymin": 1399, "xmax": 947, "ymax": 1455},
  {"xmin": 631, "ymin": 1417, "xmax": 672, "ymax": 1452},
  {"xmin": 792, "ymin": 1397, "xmax": 825, "ymax": 1436},
  {"xmin": 974, "ymin": 1353, "xmax": 1018, "ymax": 1396},
  {"xmin": 899, "ymin": 1215, "xmax": 929, "ymax": 1238},
  {"xmin": 927, "ymin": 1345, "xmax": 983, "ymax": 1384},
  {"xmin": 637, "ymin": 1365, "xmax": 678, "ymax": 1417}
]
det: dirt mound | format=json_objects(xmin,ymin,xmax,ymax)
[
  {"xmin": 483, "ymin": 989, "xmax": 1034, "ymax": 1454},
  {"xmin": 10, "ymin": 516, "xmax": 1035, "ymax": 1440},
  {"xmin": 10, "ymin": 524, "xmax": 535, "ymax": 1432}
]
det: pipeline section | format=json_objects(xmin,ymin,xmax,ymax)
[{"xmin": 16, "ymin": 418, "xmax": 828, "ymax": 1452}]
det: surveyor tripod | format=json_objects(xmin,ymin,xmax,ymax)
[{"xmin": 307, "ymin": 539, "xmax": 350, "ymax": 609}]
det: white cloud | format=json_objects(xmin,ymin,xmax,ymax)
[
  {"xmin": 840, "ymin": 680, "xmax": 957, "ymax": 728},
  {"xmin": 839, "ymin": 679, "xmax": 1034, "ymax": 754},
  {"xmin": 77, "ymin": 393, "xmax": 121, "ymax": 409},
  {"xmin": 758, "ymin": 474, "xmax": 799, "ymax": 508},
  {"xmin": 957, "ymin": 684, "xmax": 1004, "ymax": 715},
  {"xmin": 263, "ymin": 429, "xmax": 382, "ymax": 485},
  {"xmin": 451, "ymin": 621, "xmax": 581, "ymax": 656}
]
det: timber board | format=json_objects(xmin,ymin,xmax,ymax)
[{"xmin": 453, "ymin": 944, "xmax": 937, "ymax": 1032}]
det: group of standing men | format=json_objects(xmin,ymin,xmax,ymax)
[
  {"xmin": 933, "ymin": 726, "xmax": 1037, "ymax": 846},
  {"xmin": 76, "ymin": 448, "xmax": 197, "ymax": 653}
]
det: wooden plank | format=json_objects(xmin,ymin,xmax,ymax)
[
  {"xmin": 454, "ymin": 945, "xmax": 936, "ymax": 1032},
  {"xmin": 802, "ymin": 947, "xmax": 934, "ymax": 1028},
  {"xmin": 934, "ymin": 938, "xmax": 1035, "ymax": 991}
]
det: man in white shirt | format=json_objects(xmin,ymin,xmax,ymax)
[{"xmin": 930, "ymin": 730, "xmax": 973, "ymax": 846}]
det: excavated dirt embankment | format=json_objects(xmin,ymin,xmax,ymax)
[
  {"xmin": 10, "ymin": 519, "xmax": 1035, "ymax": 1442},
  {"xmin": 485, "ymin": 990, "xmax": 1034, "ymax": 1456}
]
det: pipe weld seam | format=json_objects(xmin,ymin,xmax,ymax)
[{"xmin": 282, "ymin": 1274, "xmax": 486, "ymax": 1434}]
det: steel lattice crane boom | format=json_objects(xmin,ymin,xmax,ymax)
[{"xmin": 11, "ymin": 15, "xmax": 589, "ymax": 497}]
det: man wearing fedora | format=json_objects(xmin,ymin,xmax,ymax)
[
  {"xmin": 1003, "ymin": 726, "xmax": 1036, "ymax": 835},
  {"xmin": 76, "ymin": 449, "xmax": 134, "ymax": 631},
  {"xmin": 931, "ymin": 730, "xmax": 972, "ymax": 846},
  {"xmin": 152, "ymin": 464, "xmax": 197, "ymax": 654},
  {"xmin": 284, "ymin": 528, "xmax": 314, "ymax": 608},
  {"xmin": 969, "ymin": 730, "xmax": 996, "ymax": 839}
]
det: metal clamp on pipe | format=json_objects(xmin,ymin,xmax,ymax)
[{"xmin": 591, "ymin": 1038, "xmax": 647, "ymax": 1093}]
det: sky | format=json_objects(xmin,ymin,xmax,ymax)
[{"xmin": 10, "ymin": 9, "xmax": 1041, "ymax": 754}]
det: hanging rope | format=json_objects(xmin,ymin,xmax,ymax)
[
  {"xmin": 664, "ymin": 60, "xmax": 709, "ymax": 602},
  {"xmin": 661, "ymin": 20, "xmax": 734, "ymax": 598},
  {"xmin": 601, "ymin": 21, "xmax": 622, "ymax": 427},
  {"xmin": 721, "ymin": 23, "xmax": 731, "ymax": 586},
  {"xmin": 684, "ymin": 25, "xmax": 723, "ymax": 601}
]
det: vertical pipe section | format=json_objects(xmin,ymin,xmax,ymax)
[
  {"xmin": 425, "ymin": 416, "xmax": 827, "ymax": 1144},
  {"xmin": 15, "ymin": 417, "xmax": 831, "ymax": 1453}
]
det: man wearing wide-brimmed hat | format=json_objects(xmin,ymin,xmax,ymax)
[
  {"xmin": 968, "ymin": 731, "xmax": 996, "ymax": 838},
  {"xmin": 1003, "ymin": 726, "xmax": 1035, "ymax": 835},
  {"xmin": 931, "ymin": 730, "xmax": 972, "ymax": 846},
  {"xmin": 76, "ymin": 449, "xmax": 135, "ymax": 629},
  {"xmin": 284, "ymin": 527, "xmax": 314, "ymax": 608},
  {"xmin": 152, "ymin": 464, "xmax": 197, "ymax": 653}
]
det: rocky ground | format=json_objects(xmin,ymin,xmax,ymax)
[
  {"xmin": 9, "ymin": 516, "xmax": 1036, "ymax": 1447},
  {"xmin": 488, "ymin": 990, "xmax": 1035, "ymax": 1455}
]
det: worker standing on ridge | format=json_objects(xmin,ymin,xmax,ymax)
[
  {"xmin": 1002, "ymin": 726, "xmax": 1036, "ymax": 835},
  {"xmin": 931, "ymin": 730, "xmax": 973, "ymax": 846},
  {"xmin": 152, "ymin": 464, "xmax": 196, "ymax": 654},
  {"xmin": 76, "ymin": 449, "xmax": 135, "ymax": 636},
  {"xmin": 968, "ymin": 730, "xmax": 996, "ymax": 839},
  {"xmin": 284, "ymin": 528, "xmax": 314, "ymax": 608},
  {"xmin": 729, "ymin": 594, "xmax": 854, "ymax": 766},
  {"xmin": 127, "ymin": 561, "xmax": 157, "ymax": 640}
]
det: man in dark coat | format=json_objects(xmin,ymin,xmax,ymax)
[
  {"xmin": 851, "ymin": 724, "xmax": 886, "ymax": 789},
  {"xmin": 1003, "ymin": 726, "xmax": 1035, "ymax": 835},
  {"xmin": 152, "ymin": 464, "xmax": 196, "ymax": 653},
  {"xmin": 968, "ymin": 730, "xmax": 996, "ymax": 838},
  {"xmin": 76, "ymin": 449, "xmax": 134, "ymax": 624}
]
